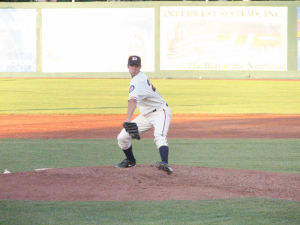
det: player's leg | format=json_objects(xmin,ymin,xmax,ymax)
[
  {"xmin": 132, "ymin": 114, "xmax": 153, "ymax": 135},
  {"xmin": 116, "ymin": 114, "xmax": 152, "ymax": 168},
  {"xmin": 150, "ymin": 107, "xmax": 173, "ymax": 173},
  {"xmin": 116, "ymin": 129, "xmax": 136, "ymax": 168},
  {"xmin": 152, "ymin": 108, "xmax": 171, "ymax": 160}
]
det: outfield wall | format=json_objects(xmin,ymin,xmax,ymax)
[{"xmin": 0, "ymin": 1, "xmax": 300, "ymax": 79}]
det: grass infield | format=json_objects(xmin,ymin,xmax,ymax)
[{"xmin": 0, "ymin": 79, "xmax": 299, "ymax": 114}]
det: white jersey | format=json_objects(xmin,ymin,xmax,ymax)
[{"xmin": 128, "ymin": 72, "xmax": 167, "ymax": 115}]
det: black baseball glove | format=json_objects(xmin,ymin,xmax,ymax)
[{"xmin": 123, "ymin": 122, "xmax": 140, "ymax": 140}]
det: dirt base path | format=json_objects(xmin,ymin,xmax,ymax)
[
  {"xmin": 1, "ymin": 114, "xmax": 300, "ymax": 202},
  {"xmin": 1, "ymin": 165, "xmax": 299, "ymax": 201},
  {"xmin": 1, "ymin": 114, "xmax": 300, "ymax": 139}
]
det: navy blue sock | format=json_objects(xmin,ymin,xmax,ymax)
[
  {"xmin": 123, "ymin": 145, "xmax": 135, "ymax": 162},
  {"xmin": 159, "ymin": 146, "xmax": 169, "ymax": 164}
]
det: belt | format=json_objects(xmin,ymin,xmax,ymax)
[{"xmin": 152, "ymin": 103, "xmax": 168, "ymax": 113}]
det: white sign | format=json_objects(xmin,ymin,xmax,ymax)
[
  {"xmin": 42, "ymin": 8, "xmax": 155, "ymax": 72},
  {"xmin": 0, "ymin": 9, "xmax": 36, "ymax": 72},
  {"xmin": 160, "ymin": 6, "xmax": 287, "ymax": 71}
]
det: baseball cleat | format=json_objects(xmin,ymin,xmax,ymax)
[
  {"xmin": 116, "ymin": 159, "xmax": 136, "ymax": 168},
  {"xmin": 156, "ymin": 161, "xmax": 173, "ymax": 175}
]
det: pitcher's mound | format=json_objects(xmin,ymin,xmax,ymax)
[{"xmin": 0, "ymin": 165, "xmax": 299, "ymax": 201}]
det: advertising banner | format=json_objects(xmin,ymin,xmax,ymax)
[
  {"xmin": 0, "ymin": 9, "xmax": 36, "ymax": 72},
  {"xmin": 42, "ymin": 8, "xmax": 155, "ymax": 72},
  {"xmin": 160, "ymin": 6, "xmax": 287, "ymax": 71},
  {"xmin": 297, "ymin": 7, "xmax": 300, "ymax": 70}
]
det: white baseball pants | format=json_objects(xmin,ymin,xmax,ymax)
[{"xmin": 117, "ymin": 106, "xmax": 171, "ymax": 150}]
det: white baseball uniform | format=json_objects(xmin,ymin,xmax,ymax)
[{"xmin": 117, "ymin": 71, "xmax": 171, "ymax": 150}]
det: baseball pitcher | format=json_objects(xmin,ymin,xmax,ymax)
[{"xmin": 116, "ymin": 55, "xmax": 173, "ymax": 174}]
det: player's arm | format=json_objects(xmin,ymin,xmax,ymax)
[{"xmin": 125, "ymin": 98, "xmax": 137, "ymax": 122}]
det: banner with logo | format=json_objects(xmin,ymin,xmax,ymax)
[{"xmin": 160, "ymin": 6, "xmax": 287, "ymax": 71}]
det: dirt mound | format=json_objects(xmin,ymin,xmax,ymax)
[{"xmin": 0, "ymin": 165, "xmax": 299, "ymax": 201}]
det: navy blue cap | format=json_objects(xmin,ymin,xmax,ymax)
[{"xmin": 128, "ymin": 55, "xmax": 141, "ymax": 66}]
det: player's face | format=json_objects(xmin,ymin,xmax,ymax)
[{"xmin": 128, "ymin": 65, "xmax": 141, "ymax": 77}]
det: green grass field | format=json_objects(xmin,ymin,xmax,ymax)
[
  {"xmin": 1, "ymin": 78, "xmax": 300, "ymax": 224},
  {"xmin": 0, "ymin": 79, "xmax": 299, "ymax": 114},
  {"xmin": 0, "ymin": 139, "xmax": 299, "ymax": 174},
  {"xmin": 1, "ymin": 198, "xmax": 300, "ymax": 225}
]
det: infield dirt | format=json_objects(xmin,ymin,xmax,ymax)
[
  {"xmin": 1, "ymin": 165, "xmax": 299, "ymax": 201},
  {"xmin": 1, "ymin": 114, "xmax": 300, "ymax": 139}
]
